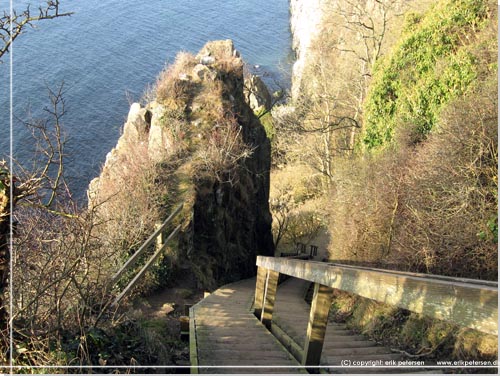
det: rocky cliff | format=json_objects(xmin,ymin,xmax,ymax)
[
  {"xmin": 289, "ymin": 0, "xmax": 323, "ymax": 98},
  {"xmin": 89, "ymin": 40, "xmax": 274, "ymax": 289}
]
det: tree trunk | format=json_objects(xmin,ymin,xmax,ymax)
[{"xmin": 0, "ymin": 180, "xmax": 9, "ymax": 335}]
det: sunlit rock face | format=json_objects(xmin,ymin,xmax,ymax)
[{"xmin": 289, "ymin": 0, "xmax": 322, "ymax": 99}]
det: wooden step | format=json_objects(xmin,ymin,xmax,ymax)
[
  {"xmin": 271, "ymin": 277, "xmax": 426, "ymax": 374},
  {"xmin": 191, "ymin": 278, "xmax": 306, "ymax": 374}
]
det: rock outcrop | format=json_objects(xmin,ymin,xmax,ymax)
[
  {"xmin": 244, "ymin": 75, "xmax": 272, "ymax": 113},
  {"xmin": 89, "ymin": 40, "xmax": 274, "ymax": 289}
]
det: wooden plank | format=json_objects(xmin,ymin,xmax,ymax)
[
  {"xmin": 329, "ymin": 263, "xmax": 498, "ymax": 288},
  {"xmin": 196, "ymin": 341, "xmax": 292, "ymax": 351},
  {"xmin": 155, "ymin": 221, "xmax": 164, "ymax": 252},
  {"xmin": 196, "ymin": 327, "xmax": 268, "ymax": 335},
  {"xmin": 271, "ymin": 320, "xmax": 304, "ymax": 363},
  {"xmin": 189, "ymin": 306, "xmax": 199, "ymax": 374},
  {"xmin": 110, "ymin": 203, "xmax": 183, "ymax": 285},
  {"xmin": 196, "ymin": 319, "xmax": 258, "ymax": 325},
  {"xmin": 198, "ymin": 350, "xmax": 295, "ymax": 360},
  {"xmin": 198, "ymin": 338, "xmax": 293, "ymax": 347},
  {"xmin": 261, "ymin": 270, "xmax": 279, "ymax": 329},
  {"xmin": 271, "ymin": 278, "xmax": 425, "ymax": 374},
  {"xmin": 323, "ymin": 340, "xmax": 378, "ymax": 348},
  {"xmin": 191, "ymin": 278, "xmax": 305, "ymax": 373},
  {"xmin": 189, "ymin": 307, "xmax": 198, "ymax": 374},
  {"xmin": 257, "ymin": 256, "xmax": 498, "ymax": 335},
  {"xmin": 302, "ymin": 283, "xmax": 334, "ymax": 368},
  {"xmin": 202, "ymin": 366, "xmax": 304, "ymax": 374}
]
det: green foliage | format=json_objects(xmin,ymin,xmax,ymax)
[
  {"xmin": 151, "ymin": 252, "xmax": 175, "ymax": 289},
  {"xmin": 487, "ymin": 218, "xmax": 498, "ymax": 243},
  {"xmin": 257, "ymin": 110, "xmax": 275, "ymax": 141},
  {"xmin": 363, "ymin": 0, "xmax": 490, "ymax": 149},
  {"xmin": 160, "ymin": 108, "xmax": 186, "ymax": 122},
  {"xmin": 478, "ymin": 216, "xmax": 498, "ymax": 243},
  {"xmin": 402, "ymin": 12, "xmax": 423, "ymax": 33}
]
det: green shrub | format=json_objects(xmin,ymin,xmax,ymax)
[{"xmin": 363, "ymin": 0, "xmax": 491, "ymax": 149}]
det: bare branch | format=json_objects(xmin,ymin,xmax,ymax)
[{"xmin": 0, "ymin": 1, "xmax": 73, "ymax": 62}]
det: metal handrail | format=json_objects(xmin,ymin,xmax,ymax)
[
  {"xmin": 112, "ymin": 224, "xmax": 181, "ymax": 306},
  {"xmin": 110, "ymin": 203, "xmax": 183, "ymax": 286}
]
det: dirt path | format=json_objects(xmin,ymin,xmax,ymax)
[{"xmin": 127, "ymin": 285, "xmax": 204, "ymax": 372}]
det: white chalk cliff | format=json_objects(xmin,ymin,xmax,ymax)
[{"xmin": 289, "ymin": 0, "xmax": 323, "ymax": 99}]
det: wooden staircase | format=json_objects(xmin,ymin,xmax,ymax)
[
  {"xmin": 272, "ymin": 278, "xmax": 434, "ymax": 374},
  {"xmin": 189, "ymin": 257, "xmax": 498, "ymax": 374},
  {"xmin": 190, "ymin": 278, "xmax": 305, "ymax": 374},
  {"xmin": 190, "ymin": 277, "xmax": 442, "ymax": 374}
]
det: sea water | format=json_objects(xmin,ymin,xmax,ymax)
[{"xmin": 0, "ymin": 0, "xmax": 293, "ymax": 201}]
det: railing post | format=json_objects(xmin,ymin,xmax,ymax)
[
  {"xmin": 261, "ymin": 270, "xmax": 279, "ymax": 329},
  {"xmin": 302, "ymin": 282, "xmax": 334, "ymax": 370},
  {"xmin": 254, "ymin": 266, "xmax": 267, "ymax": 319},
  {"xmin": 155, "ymin": 221, "xmax": 164, "ymax": 251}
]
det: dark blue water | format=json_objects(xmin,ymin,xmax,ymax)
[{"xmin": 1, "ymin": 0, "xmax": 293, "ymax": 201}]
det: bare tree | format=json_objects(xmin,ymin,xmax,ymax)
[
  {"xmin": 0, "ymin": 1, "xmax": 72, "ymax": 347},
  {"xmin": 0, "ymin": 1, "xmax": 73, "ymax": 62},
  {"xmin": 270, "ymin": 185, "xmax": 293, "ymax": 250},
  {"xmin": 19, "ymin": 83, "xmax": 72, "ymax": 210},
  {"xmin": 274, "ymin": 0, "xmax": 404, "ymax": 187},
  {"xmin": 275, "ymin": 47, "xmax": 361, "ymax": 184},
  {"xmin": 329, "ymin": 0, "xmax": 405, "ymax": 147},
  {"xmin": 331, "ymin": 0, "xmax": 405, "ymax": 77},
  {"xmin": 0, "ymin": 83, "xmax": 74, "ymax": 364}
]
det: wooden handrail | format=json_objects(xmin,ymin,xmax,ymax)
[
  {"xmin": 280, "ymin": 252, "xmax": 298, "ymax": 257},
  {"xmin": 112, "ymin": 224, "xmax": 181, "ymax": 306},
  {"xmin": 329, "ymin": 262, "xmax": 499, "ymax": 287},
  {"xmin": 256, "ymin": 256, "xmax": 498, "ymax": 336},
  {"xmin": 110, "ymin": 203, "xmax": 183, "ymax": 286},
  {"xmin": 255, "ymin": 256, "xmax": 498, "ymax": 368}
]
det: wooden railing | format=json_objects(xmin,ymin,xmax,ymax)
[
  {"xmin": 254, "ymin": 256, "xmax": 498, "ymax": 368},
  {"xmin": 280, "ymin": 243, "xmax": 318, "ymax": 258},
  {"xmin": 279, "ymin": 252, "xmax": 311, "ymax": 259},
  {"xmin": 110, "ymin": 203, "xmax": 183, "ymax": 305}
]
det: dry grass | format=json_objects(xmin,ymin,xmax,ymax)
[
  {"xmin": 155, "ymin": 52, "xmax": 197, "ymax": 108},
  {"xmin": 327, "ymin": 150, "xmax": 407, "ymax": 263},
  {"xmin": 213, "ymin": 57, "xmax": 243, "ymax": 79},
  {"xmin": 89, "ymin": 139, "xmax": 171, "ymax": 297},
  {"xmin": 391, "ymin": 82, "xmax": 497, "ymax": 278},
  {"xmin": 193, "ymin": 116, "xmax": 253, "ymax": 185},
  {"xmin": 191, "ymin": 79, "xmax": 225, "ymax": 126},
  {"xmin": 454, "ymin": 329, "xmax": 498, "ymax": 360},
  {"xmin": 330, "ymin": 292, "xmax": 497, "ymax": 362},
  {"xmin": 270, "ymin": 164, "xmax": 328, "ymax": 252}
]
